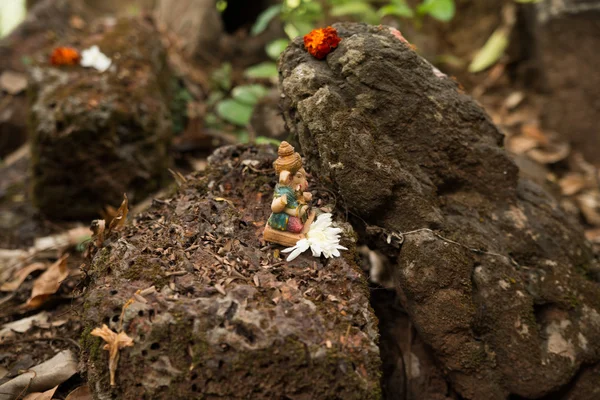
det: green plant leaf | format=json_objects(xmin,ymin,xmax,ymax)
[
  {"xmin": 266, "ymin": 38, "xmax": 290, "ymax": 60},
  {"xmin": 251, "ymin": 4, "xmax": 282, "ymax": 36},
  {"xmin": 468, "ymin": 28, "xmax": 509, "ymax": 73},
  {"xmin": 232, "ymin": 84, "xmax": 269, "ymax": 105},
  {"xmin": 417, "ymin": 0, "xmax": 455, "ymax": 21},
  {"xmin": 206, "ymin": 91, "xmax": 225, "ymax": 107},
  {"xmin": 286, "ymin": 19, "xmax": 315, "ymax": 37},
  {"xmin": 283, "ymin": 22, "xmax": 300, "ymax": 39},
  {"xmin": 378, "ymin": 2, "xmax": 414, "ymax": 18},
  {"xmin": 244, "ymin": 62, "xmax": 278, "ymax": 79},
  {"xmin": 330, "ymin": 2, "xmax": 380, "ymax": 24},
  {"xmin": 255, "ymin": 136, "xmax": 282, "ymax": 146},
  {"xmin": 237, "ymin": 130, "xmax": 250, "ymax": 143},
  {"xmin": 204, "ymin": 112, "xmax": 221, "ymax": 128},
  {"xmin": 211, "ymin": 63, "xmax": 232, "ymax": 91},
  {"xmin": 216, "ymin": 99, "xmax": 254, "ymax": 127}
]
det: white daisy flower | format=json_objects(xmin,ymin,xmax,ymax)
[
  {"xmin": 80, "ymin": 45, "xmax": 112, "ymax": 72},
  {"xmin": 282, "ymin": 213, "xmax": 347, "ymax": 262}
]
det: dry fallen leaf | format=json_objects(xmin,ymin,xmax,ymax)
[
  {"xmin": 65, "ymin": 385, "xmax": 92, "ymax": 400},
  {"xmin": 521, "ymin": 123, "xmax": 549, "ymax": 146},
  {"xmin": 168, "ymin": 168, "xmax": 187, "ymax": 186},
  {"xmin": 577, "ymin": 192, "xmax": 600, "ymax": 226},
  {"xmin": 25, "ymin": 255, "xmax": 69, "ymax": 309},
  {"xmin": 559, "ymin": 173, "xmax": 587, "ymax": 196},
  {"xmin": 69, "ymin": 15, "xmax": 86, "ymax": 30},
  {"xmin": 108, "ymin": 194, "xmax": 128, "ymax": 233},
  {"xmin": 507, "ymin": 136, "xmax": 538, "ymax": 155},
  {"xmin": 23, "ymin": 385, "xmax": 58, "ymax": 400},
  {"xmin": 34, "ymin": 226, "xmax": 91, "ymax": 252},
  {"xmin": 214, "ymin": 197, "xmax": 235, "ymax": 207},
  {"xmin": 0, "ymin": 350, "xmax": 77, "ymax": 398},
  {"xmin": 91, "ymin": 324, "xmax": 134, "ymax": 386},
  {"xmin": 90, "ymin": 219, "xmax": 106, "ymax": 248},
  {"xmin": 527, "ymin": 142, "xmax": 570, "ymax": 165},
  {"xmin": 0, "ymin": 311, "xmax": 50, "ymax": 340},
  {"xmin": 0, "ymin": 70, "xmax": 28, "ymax": 95},
  {"xmin": 0, "ymin": 262, "xmax": 46, "ymax": 292},
  {"xmin": 503, "ymin": 91, "xmax": 524, "ymax": 110}
]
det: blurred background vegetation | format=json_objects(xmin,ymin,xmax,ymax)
[{"xmin": 0, "ymin": 0, "xmax": 541, "ymax": 149}]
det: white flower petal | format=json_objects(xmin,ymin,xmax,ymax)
[
  {"xmin": 80, "ymin": 45, "xmax": 112, "ymax": 72},
  {"xmin": 301, "ymin": 213, "xmax": 347, "ymax": 261},
  {"xmin": 282, "ymin": 239, "xmax": 310, "ymax": 261}
]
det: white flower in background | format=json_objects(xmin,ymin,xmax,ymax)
[
  {"xmin": 80, "ymin": 45, "xmax": 112, "ymax": 72},
  {"xmin": 282, "ymin": 213, "xmax": 347, "ymax": 262}
]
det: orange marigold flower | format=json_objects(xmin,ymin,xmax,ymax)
[
  {"xmin": 50, "ymin": 47, "xmax": 81, "ymax": 66},
  {"xmin": 303, "ymin": 27, "xmax": 341, "ymax": 60}
]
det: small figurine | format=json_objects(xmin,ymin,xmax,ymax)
[{"xmin": 263, "ymin": 142, "xmax": 316, "ymax": 247}]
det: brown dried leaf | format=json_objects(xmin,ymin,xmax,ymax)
[
  {"xmin": 69, "ymin": 15, "xmax": 86, "ymax": 29},
  {"xmin": 90, "ymin": 219, "xmax": 106, "ymax": 247},
  {"xmin": 527, "ymin": 142, "xmax": 570, "ymax": 164},
  {"xmin": 559, "ymin": 173, "xmax": 587, "ymax": 196},
  {"xmin": 168, "ymin": 169, "xmax": 187, "ymax": 186},
  {"xmin": 503, "ymin": 91, "xmax": 524, "ymax": 110},
  {"xmin": 25, "ymin": 255, "xmax": 69, "ymax": 309},
  {"xmin": 108, "ymin": 194, "xmax": 129, "ymax": 233},
  {"xmin": 214, "ymin": 197, "xmax": 234, "ymax": 207},
  {"xmin": 0, "ymin": 311, "xmax": 49, "ymax": 339},
  {"xmin": 521, "ymin": 123, "xmax": 549, "ymax": 146},
  {"xmin": 585, "ymin": 228, "xmax": 600, "ymax": 244},
  {"xmin": 23, "ymin": 385, "xmax": 58, "ymax": 400},
  {"xmin": 507, "ymin": 136, "xmax": 538, "ymax": 155},
  {"xmin": 577, "ymin": 192, "xmax": 600, "ymax": 226},
  {"xmin": 34, "ymin": 226, "xmax": 91, "ymax": 252},
  {"xmin": 0, "ymin": 262, "xmax": 47, "ymax": 292},
  {"xmin": 91, "ymin": 325, "xmax": 134, "ymax": 386},
  {"xmin": 214, "ymin": 283, "xmax": 226, "ymax": 296},
  {"xmin": 0, "ymin": 350, "xmax": 76, "ymax": 398},
  {"xmin": 65, "ymin": 385, "xmax": 92, "ymax": 400}
]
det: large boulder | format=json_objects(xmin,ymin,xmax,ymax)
[
  {"xmin": 28, "ymin": 18, "xmax": 173, "ymax": 219},
  {"xmin": 279, "ymin": 23, "xmax": 600, "ymax": 399},
  {"xmin": 81, "ymin": 145, "xmax": 382, "ymax": 399}
]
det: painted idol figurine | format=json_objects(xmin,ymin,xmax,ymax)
[{"xmin": 263, "ymin": 141, "xmax": 316, "ymax": 247}]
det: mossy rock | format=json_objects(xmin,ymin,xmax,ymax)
[
  {"xmin": 279, "ymin": 22, "xmax": 600, "ymax": 399},
  {"xmin": 28, "ymin": 18, "xmax": 173, "ymax": 219},
  {"xmin": 81, "ymin": 145, "xmax": 381, "ymax": 399}
]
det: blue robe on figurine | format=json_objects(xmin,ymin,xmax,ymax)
[{"xmin": 267, "ymin": 185, "xmax": 299, "ymax": 231}]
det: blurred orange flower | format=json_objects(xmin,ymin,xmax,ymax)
[
  {"xmin": 50, "ymin": 47, "xmax": 81, "ymax": 66},
  {"xmin": 303, "ymin": 27, "xmax": 341, "ymax": 60}
]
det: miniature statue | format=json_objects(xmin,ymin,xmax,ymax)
[{"xmin": 263, "ymin": 142, "xmax": 316, "ymax": 247}]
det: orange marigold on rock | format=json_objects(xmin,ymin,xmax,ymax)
[
  {"xmin": 303, "ymin": 26, "xmax": 341, "ymax": 60},
  {"xmin": 50, "ymin": 47, "xmax": 80, "ymax": 66}
]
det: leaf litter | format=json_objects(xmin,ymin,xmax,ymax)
[
  {"xmin": 25, "ymin": 254, "xmax": 70, "ymax": 309},
  {"xmin": 0, "ymin": 350, "xmax": 77, "ymax": 400}
]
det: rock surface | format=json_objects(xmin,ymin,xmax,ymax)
[
  {"xmin": 81, "ymin": 145, "xmax": 381, "ymax": 399},
  {"xmin": 279, "ymin": 22, "xmax": 600, "ymax": 399},
  {"xmin": 28, "ymin": 18, "xmax": 173, "ymax": 219},
  {"xmin": 0, "ymin": 0, "xmax": 82, "ymax": 157}
]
